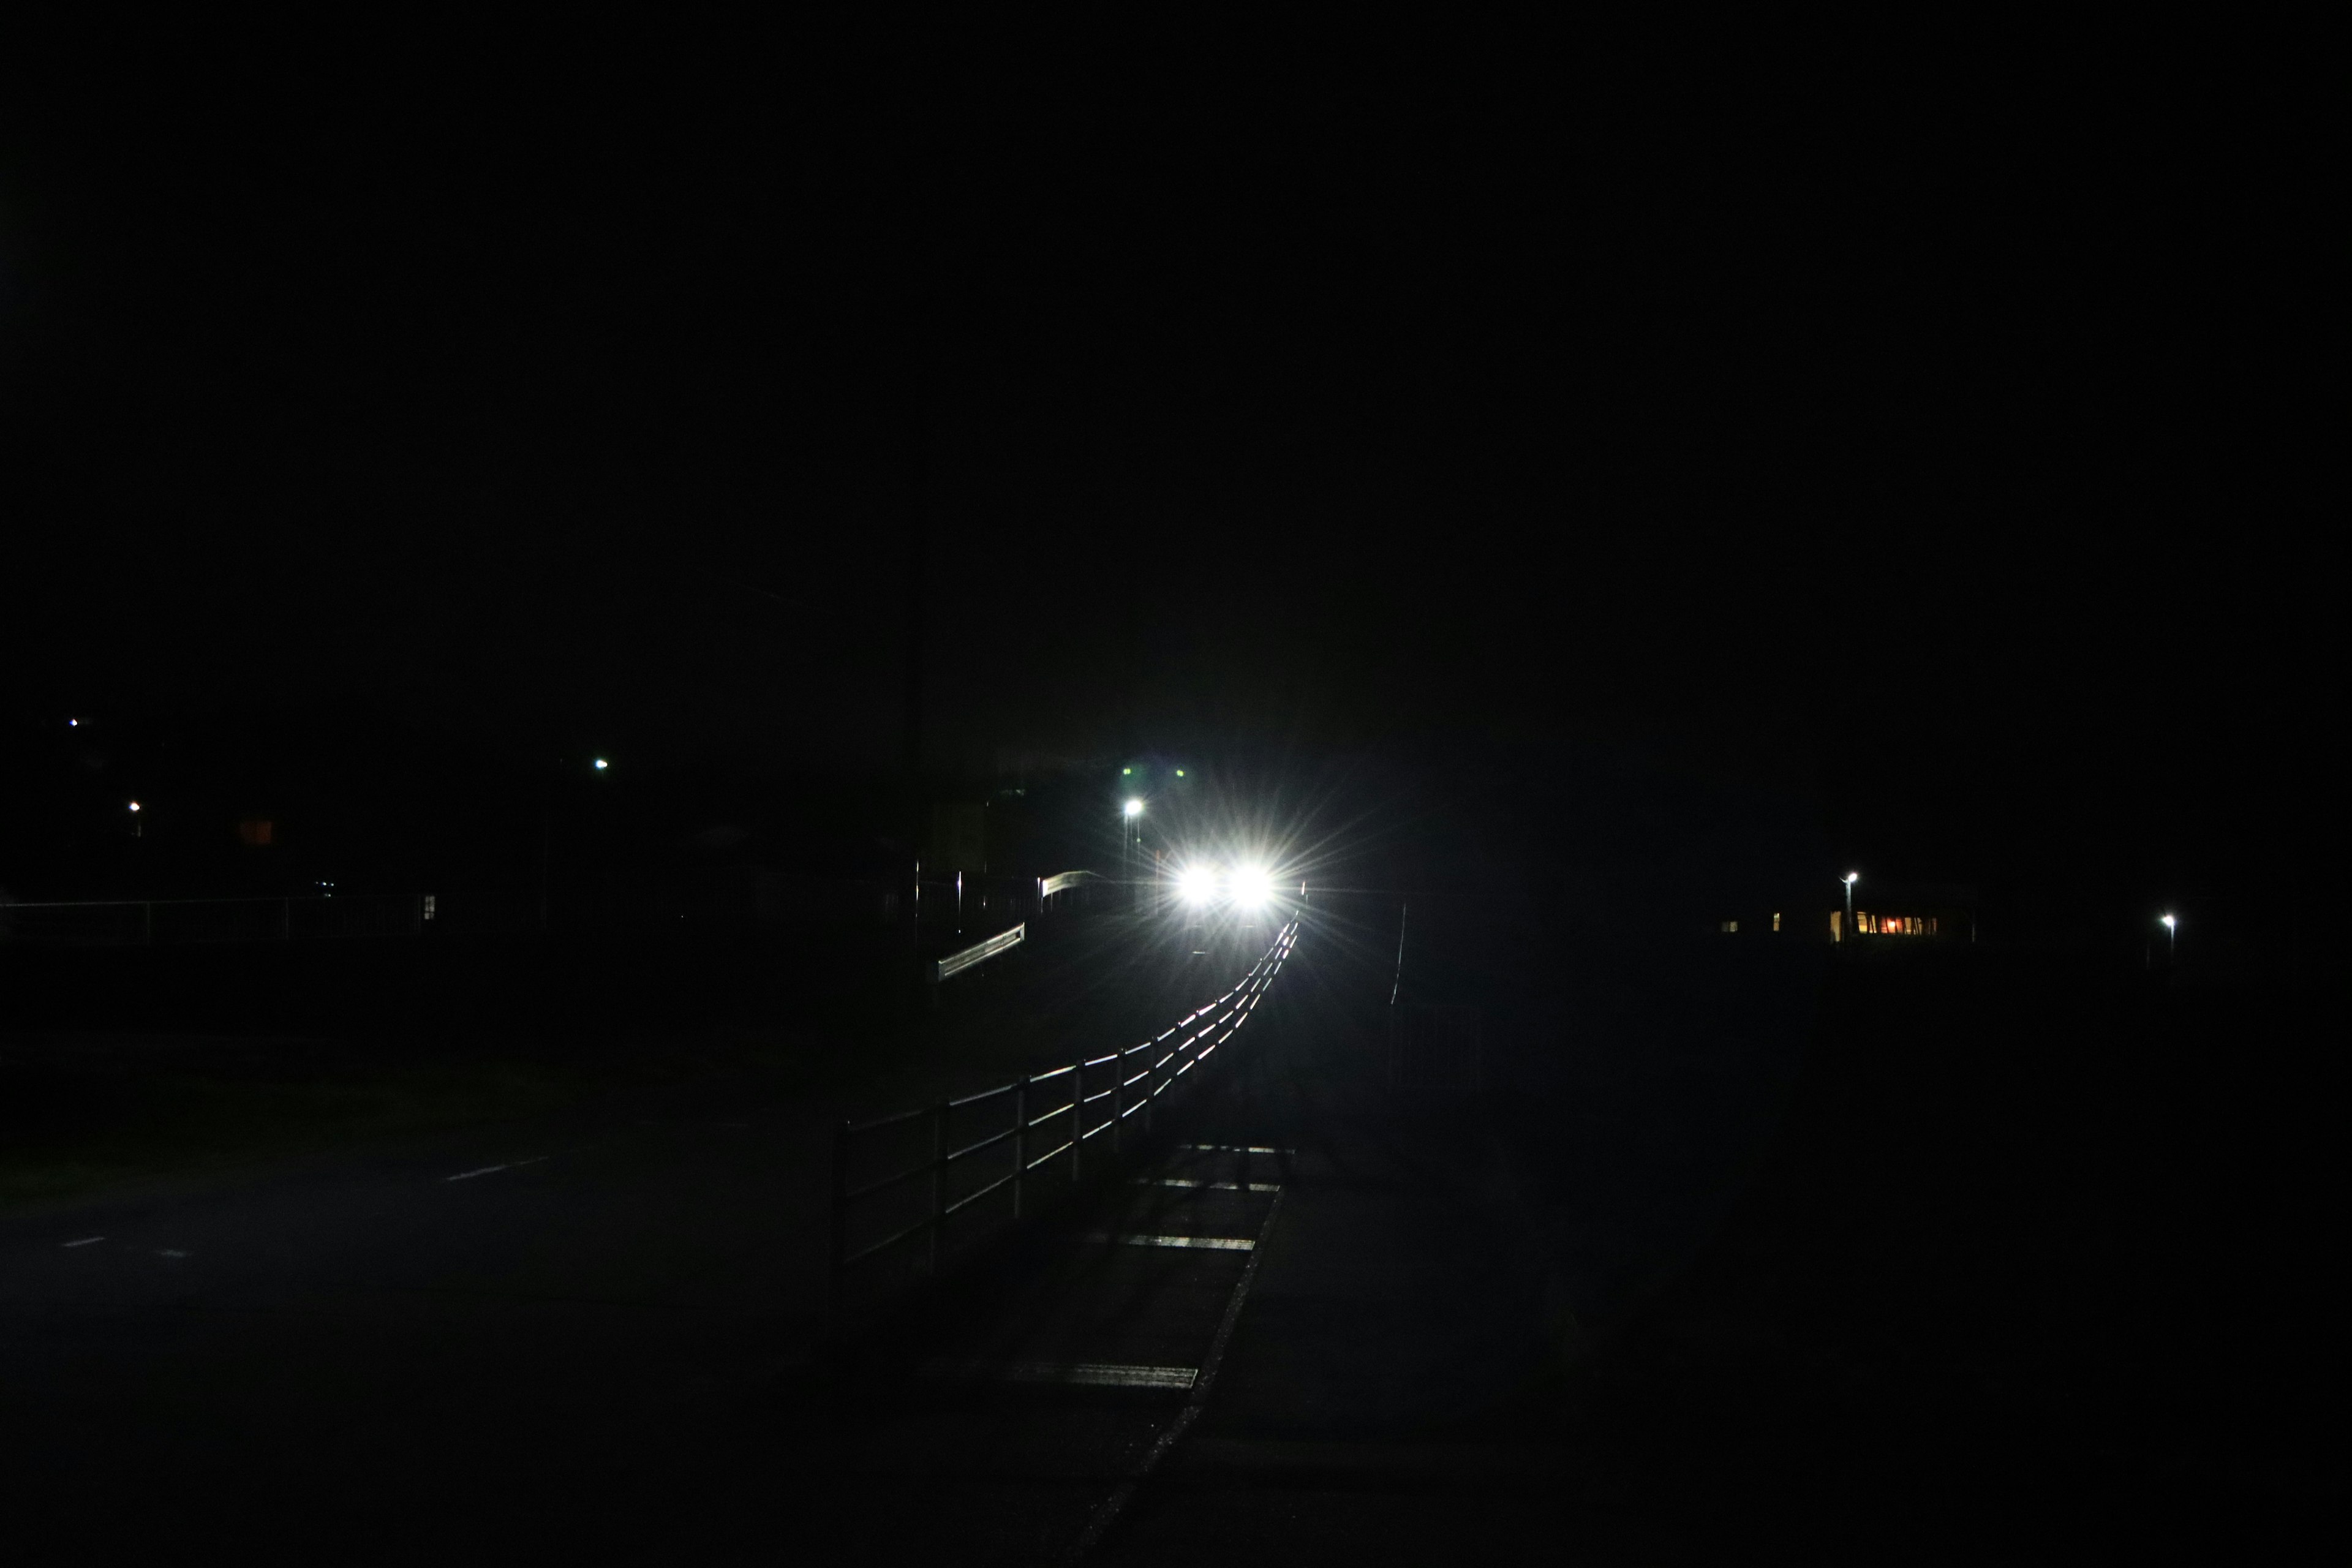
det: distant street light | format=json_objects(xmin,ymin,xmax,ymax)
[
  {"xmin": 1842, "ymin": 871, "xmax": 1859, "ymax": 943},
  {"xmin": 129, "ymin": 800, "xmax": 142, "ymax": 839},
  {"xmin": 540, "ymin": 755, "xmax": 615, "ymax": 933},
  {"xmin": 2160, "ymin": 913, "xmax": 2177, "ymax": 970}
]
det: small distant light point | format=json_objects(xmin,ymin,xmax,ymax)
[
  {"xmin": 127, "ymin": 801, "xmax": 141, "ymax": 812},
  {"xmin": 1124, "ymin": 799, "xmax": 1143, "ymax": 817},
  {"xmin": 593, "ymin": 758, "xmax": 608, "ymax": 771}
]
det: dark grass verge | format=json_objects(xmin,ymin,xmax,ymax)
[{"xmin": 1482, "ymin": 953, "xmax": 2346, "ymax": 1553}]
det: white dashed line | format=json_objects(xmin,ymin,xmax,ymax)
[
  {"xmin": 922, "ymin": 1360, "xmax": 1199, "ymax": 1391},
  {"xmin": 61, "ymin": 1236, "xmax": 105, "ymax": 1249},
  {"xmin": 1132, "ymin": 1178, "xmax": 1282, "ymax": 1192},
  {"xmin": 1085, "ymin": 1232, "xmax": 1256, "ymax": 1251},
  {"xmin": 447, "ymin": 1156, "xmax": 548, "ymax": 1182},
  {"xmin": 157, "ymin": 1250, "xmax": 189, "ymax": 1259}
]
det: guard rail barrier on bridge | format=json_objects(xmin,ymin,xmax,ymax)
[{"xmin": 832, "ymin": 918, "xmax": 1299, "ymax": 1310}]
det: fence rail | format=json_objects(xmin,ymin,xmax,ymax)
[{"xmin": 832, "ymin": 918, "xmax": 1299, "ymax": 1303}]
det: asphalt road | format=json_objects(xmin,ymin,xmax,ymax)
[
  {"xmin": 26, "ymin": 899, "xmax": 2297, "ymax": 1562},
  {"xmin": 0, "ymin": 901, "xmax": 1289, "ymax": 1559}
]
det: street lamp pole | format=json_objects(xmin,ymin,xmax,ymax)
[
  {"xmin": 538, "ymin": 756, "xmax": 612, "ymax": 935},
  {"xmin": 1842, "ymin": 871, "xmax": 1859, "ymax": 944},
  {"xmin": 2160, "ymin": 913, "xmax": 2177, "ymax": 978},
  {"xmin": 1122, "ymin": 798, "xmax": 1144, "ymax": 911}
]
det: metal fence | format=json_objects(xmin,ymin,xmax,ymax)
[{"xmin": 832, "ymin": 918, "xmax": 1298, "ymax": 1305}]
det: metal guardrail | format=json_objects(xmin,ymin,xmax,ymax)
[
  {"xmin": 832, "ymin": 918, "xmax": 1299, "ymax": 1303},
  {"xmin": 1039, "ymin": 870, "xmax": 1101, "ymax": 900},
  {"xmin": 933, "ymin": 922, "xmax": 1024, "ymax": 983}
]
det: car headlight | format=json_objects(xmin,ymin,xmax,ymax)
[
  {"xmin": 1177, "ymin": 866, "xmax": 1215, "ymax": 906},
  {"xmin": 1231, "ymin": 866, "xmax": 1273, "ymax": 909}
]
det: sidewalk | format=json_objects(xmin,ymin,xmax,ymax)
[
  {"xmin": 1090, "ymin": 940, "xmax": 1621, "ymax": 1561},
  {"xmin": 1096, "ymin": 944, "xmax": 2340, "ymax": 1562}
]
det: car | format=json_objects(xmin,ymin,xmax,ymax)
[{"xmin": 1165, "ymin": 856, "xmax": 1282, "ymax": 951}]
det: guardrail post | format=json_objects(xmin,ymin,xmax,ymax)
[
  {"xmin": 1011, "ymin": 1077, "xmax": 1028, "ymax": 1219},
  {"xmin": 927, "ymin": 1101, "xmax": 946, "ymax": 1278},
  {"xmin": 1070, "ymin": 1060, "xmax": 1084, "ymax": 1187}
]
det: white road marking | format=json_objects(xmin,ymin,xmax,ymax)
[
  {"xmin": 1086, "ymin": 1232, "xmax": 1256, "ymax": 1250},
  {"xmin": 61, "ymin": 1236, "xmax": 104, "ymax": 1248},
  {"xmin": 1132, "ymin": 1178, "xmax": 1282, "ymax": 1192},
  {"xmin": 1179, "ymin": 1144, "xmax": 1291, "ymax": 1155},
  {"xmin": 514, "ymin": 1156, "xmax": 550, "ymax": 1167},
  {"xmin": 1069, "ymin": 1185, "xmax": 1288, "ymax": 1557},
  {"xmin": 922, "ymin": 1360, "xmax": 1199, "ymax": 1391},
  {"xmin": 157, "ymin": 1250, "xmax": 189, "ymax": 1259},
  {"xmin": 445, "ymin": 1165, "xmax": 510, "ymax": 1182}
]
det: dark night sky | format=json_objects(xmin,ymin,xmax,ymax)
[{"xmin": 1, "ymin": 29, "xmax": 2327, "ymax": 924}]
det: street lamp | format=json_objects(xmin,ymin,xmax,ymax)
[
  {"xmin": 2160, "ymin": 913, "xmax": 2177, "ymax": 970},
  {"xmin": 129, "ymin": 800, "xmax": 142, "ymax": 839},
  {"xmin": 540, "ymin": 755, "xmax": 614, "ymax": 933},
  {"xmin": 1842, "ymin": 871, "xmax": 1858, "ymax": 942}
]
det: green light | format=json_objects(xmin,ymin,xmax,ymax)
[
  {"xmin": 1175, "ymin": 769, "xmax": 1185, "ymax": 777},
  {"xmin": 1122, "ymin": 767, "xmax": 1131, "ymax": 775}
]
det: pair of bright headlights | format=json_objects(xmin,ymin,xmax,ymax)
[{"xmin": 1175, "ymin": 864, "xmax": 1274, "ymax": 909}]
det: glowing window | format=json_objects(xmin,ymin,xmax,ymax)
[
  {"xmin": 1771, "ymin": 912, "xmax": 1781, "ymax": 932},
  {"xmin": 1720, "ymin": 919, "xmax": 1738, "ymax": 933}
]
